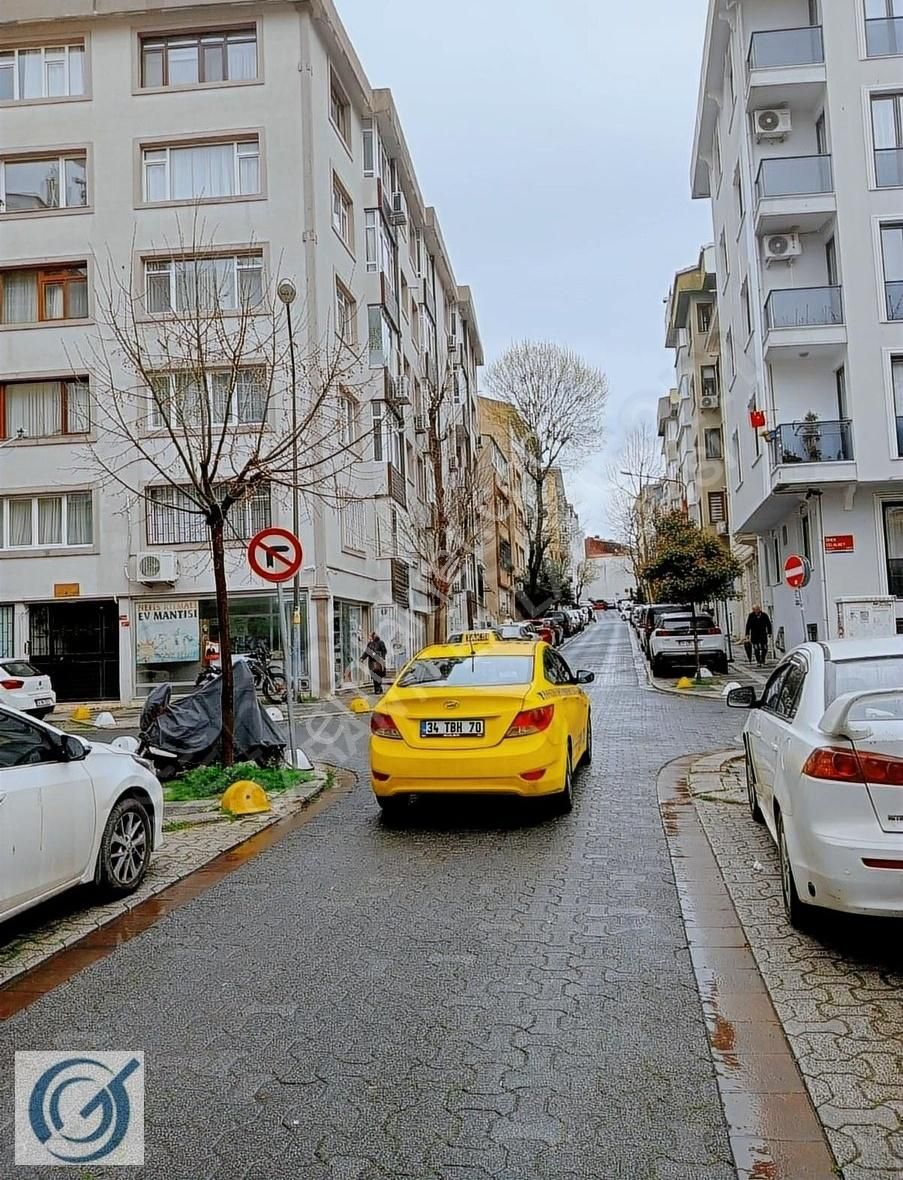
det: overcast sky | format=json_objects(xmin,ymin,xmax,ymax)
[{"xmin": 336, "ymin": 0, "xmax": 712, "ymax": 539}]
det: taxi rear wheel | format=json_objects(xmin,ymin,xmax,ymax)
[
  {"xmin": 579, "ymin": 716, "xmax": 593, "ymax": 768},
  {"xmin": 551, "ymin": 746, "xmax": 574, "ymax": 814},
  {"xmin": 377, "ymin": 795, "xmax": 409, "ymax": 824}
]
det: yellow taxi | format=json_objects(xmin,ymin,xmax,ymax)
[{"xmin": 369, "ymin": 633, "xmax": 594, "ymax": 817}]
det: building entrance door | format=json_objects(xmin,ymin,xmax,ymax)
[
  {"xmin": 29, "ymin": 600, "xmax": 119, "ymax": 701},
  {"xmin": 333, "ymin": 602, "xmax": 366, "ymax": 689}
]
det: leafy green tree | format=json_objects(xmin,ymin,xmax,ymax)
[{"xmin": 640, "ymin": 512, "xmax": 742, "ymax": 677}]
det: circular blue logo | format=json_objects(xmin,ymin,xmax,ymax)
[{"xmin": 28, "ymin": 1056, "xmax": 140, "ymax": 1163}]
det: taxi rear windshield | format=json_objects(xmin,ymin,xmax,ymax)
[{"xmin": 398, "ymin": 655, "xmax": 534, "ymax": 688}]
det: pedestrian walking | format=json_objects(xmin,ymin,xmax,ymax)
[
  {"xmin": 362, "ymin": 630, "xmax": 388, "ymax": 694},
  {"xmin": 744, "ymin": 605, "xmax": 773, "ymax": 667}
]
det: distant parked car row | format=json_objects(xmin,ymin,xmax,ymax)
[
  {"xmin": 452, "ymin": 607, "xmax": 595, "ymax": 650},
  {"xmin": 622, "ymin": 602, "xmax": 730, "ymax": 676}
]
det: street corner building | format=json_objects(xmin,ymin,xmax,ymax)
[
  {"xmin": 0, "ymin": 0, "xmax": 486, "ymax": 705},
  {"xmin": 690, "ymin": 0, "xmax": 903, "ymax": 650}
]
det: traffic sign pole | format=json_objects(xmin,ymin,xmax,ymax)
[{"xmin": 277, "ymin": 581, "xmax": 297, "ymax": 770}]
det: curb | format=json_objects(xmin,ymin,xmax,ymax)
[
  {"xmin": 163, "ymin": 769, "xmax": 329, "ymax": 827},
  {"xmin": 657, "ymin": 754, "xmax": 838, "ymax": 1179}
]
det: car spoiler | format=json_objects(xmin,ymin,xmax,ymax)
[{"xmin": 818, "ymin": 690, "xmax": 903, "ymax": 740}]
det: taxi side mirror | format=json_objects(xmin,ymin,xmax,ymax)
[{"xmin": 575, "ymin": 670, "xmax": 595, "ymax": 685}]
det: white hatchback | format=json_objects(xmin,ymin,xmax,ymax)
[
  {"xmin": 0, "ymin": 705, "xmax": 164, "ymax": 925},
  {"xmin": 0, "ymin": 659, "xmax": 56, "ymax": 718},
  {"xmin": 728, "ymin": 638, "xmax": 903, "ymax": 925}
]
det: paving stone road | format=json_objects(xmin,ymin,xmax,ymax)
[{"xmin": 0, "ymin": 617, "xmax": 749, "ymax": 1179}]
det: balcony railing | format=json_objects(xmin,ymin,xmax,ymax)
[
  {"xmin": 756, "ymin": 154, "xmax": 833, "ymax": 199},
  {"xmin": 866, "ymin": 16, "xmax": 903, "ymax": 57},
  {"xmin": 875, "ymin": 148, "xmax": 903, "ymax": 188},
  {"xmin": 765, "ymin": 285, "xmax": 843, "ymax": 329},
  {"xmin": 885, "ymin": 282, "xmax": 903, "ymax": 321},
  {"xmin": 748, "ymin": 25, "xmax": 824, "ymax": 69},
  {"xmin": 770, "ymin": 419, "xmax": 853, "ymax": 466},
  {"xmin": 897, "ymin": 415, "xmax": 903, "ymax": 458}
]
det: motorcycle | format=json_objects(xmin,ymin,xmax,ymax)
[
  {"xmin": 195, "ymin": 640, "xmax": 287, "ymax": 704},
  {"xmin": 138, "ymin": 659, "xmax": 286, "ymax": 781}
]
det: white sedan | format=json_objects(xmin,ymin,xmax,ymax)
[
  {"xmin": 0, "ymin": 705, "xmax": 164, "ymax": 925},
  {"xmin": 729, "ymin": 638, "xmax": 903, "ymax": 926},
  {"xmin": 0, "ymin": 659, "xmax": 56, "ymax": 718}
]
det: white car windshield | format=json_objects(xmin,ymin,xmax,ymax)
[{"xmin": 827, "ymin": 656, "xmax": 903, "ymax": 705}]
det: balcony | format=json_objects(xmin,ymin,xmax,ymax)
[
  {"xmin": 756, "ymin": 155, "xmax": 835, "ymax": 232},
  {"xmin": 769, "ymin": 419, "xmax": 856, "ymax": 490},
  {"xmin": 746, "ymin": 26, "xmax": 825, "ymax": 108},
  {"xmin": 866, "ymin": 16, "xmax": 903, "ymax": 58},
  {"xmin": 875, "ymin": 148, "xmax": 903, "ymax": 189},
  {"xmin": 764, "ymin": 285, "xmax": 845, "ymax": 355},
  {"xmin": 380, "ymin": 271, "xmax": 399, "ymax": 329},
  {"xmin": 388, "ymin": 462, "xmax": 406, "ymax": 508}
]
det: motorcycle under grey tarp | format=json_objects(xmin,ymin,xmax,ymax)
[{"xmin": 138, "ymin": 659, "xmax": 286, "ymax": 780}]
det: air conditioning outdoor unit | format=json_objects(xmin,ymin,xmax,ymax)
[
  {"xmin": 715, "ymin": 521, "xmax": 729, "ymax": 536},
  {"xmin": 394, "ymin": 376, "xmax": 411, "ymax": 406},
  {"xmin": 754, "ymin": 108, "xmax": 792, "ymax": 140},
  {"xmin": 414, "ymin": 414, "xmax": 428, "ymax": 433},
  {"xmin": 447, "ymin": 334, "xmax": 458, "ymax": 352},
  {"xmin": 763, "ymin": 232, "xmax": 802, "ymax": 262},
  {"xmin": 700, "ymin": 395, "xmax": 720, "ymax": 410},
  {"xmin": 137, "ymin": 552, "xmax": 178, "ymax": 583},
  {"xmin": 390, "ymin": 190, "xmax": 408, "ymax": 226}
]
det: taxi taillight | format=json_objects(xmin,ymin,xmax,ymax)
[
  {"xmin": 505, "ymin": 705, "xmax": 554, "ymax": 738},
  {"xmin": 370, "ymin": 712, "xmax": 402, "ymax": 740}
]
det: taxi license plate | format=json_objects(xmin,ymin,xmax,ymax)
[{"xmin": 421, "ymin": 719, "xmax": 485, "ymax": 738}]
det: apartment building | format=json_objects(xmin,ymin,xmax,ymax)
[
  {"xmin": 692, "ymin": 0, "xmax": 903, "ymax": 647},
  {"xmin": 477, "ymin": 395, "xmax": 531, "ymax": 621},
  {"xmin": 545, "ymin": 467, "xmax": 580, "ymax": 571},
  {"xmin": 0, "ymin": 0, "xmax": 482, "ymax": 701},
  {"xmin": 663, "ymin": 246, "xmax": 729, "ymax": 539}
]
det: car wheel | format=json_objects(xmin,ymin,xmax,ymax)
[
  {"xmin": 376, "ymin": 795, "xmax": 408, "ymax": 824},
  {"xmin": 745, "ymin": 742, "xmax": 764, "ymax": 824},
  {"xmin": 651, "ymin": 656, "xmax": 667, "ymax": 677},
  {"xmin": 579, "ymin": 715, "xmax": 593, "ymax": 768},
  {"xmin": 715, "ymin": 655, "xmax": 729, "ymax": 674},
  {"xmin": 95, "ymin": 797, "xmax": 152, "ymax": 897},
  {"xmin": 551, "ymin": 746, "xmax": 574, "ymax": 814},
  {"xmin": 777, "ymin": 813, "xmax": 810, "ymax": 931}
]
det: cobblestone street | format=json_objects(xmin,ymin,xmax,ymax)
[{"xmin": 1, "ymin": 617, "xmax": 753, "ymax": 1179}]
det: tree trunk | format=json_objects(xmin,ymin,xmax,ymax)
[
  {"xmin": 691, "ymin": 600, "xmax": 701, "ymax": 681},
  {"xmin": 431, "ymin": 577, "xmax": 449, "ymax": 644},
  {"xmin": 527, "ymin": 474, "xmax": 546, "ymax": 608},
  {"xmin": 210, "ymin": 514, "xmax": 234, "ymax": 766}
]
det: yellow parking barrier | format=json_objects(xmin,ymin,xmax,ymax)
[{"xmin": 221, "ymin": 780, "xmax": 271, "ymax": 816}]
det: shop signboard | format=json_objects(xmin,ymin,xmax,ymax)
[{"xmin": 136, "ymin": 600, "xmax": 200, "ymax": 664}]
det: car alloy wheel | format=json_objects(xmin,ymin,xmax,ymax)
[
  {"xmin": 553, "ymin": 747, "xmax": 574, "ymax": 814},
  {"xmin": 581, "ymin": 716, "xmax": 593, "ymax": 768},
  {"xmin": 745, "ymin": 741, "xmax": 764, "ymax": 824},
  {"xmin": 97, "ymin": 798, "xmax": 152, "ymax": 895}
]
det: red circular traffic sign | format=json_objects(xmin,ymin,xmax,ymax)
[
  {"xmin": 247, "ymin": 527, "xmax": 303, "ymax": 583},
  {"xmin": 784, "ymin": 553, "xmax": 811, "ymax": 590}
]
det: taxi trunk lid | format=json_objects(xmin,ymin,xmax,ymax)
[{"xmin": 384, "ymin": 686, "xmax": 529, "ymax": 750}]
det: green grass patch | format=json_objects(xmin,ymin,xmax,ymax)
[
  {"xmin": 163, "ymin": 762, "xmax": 313, "ymax": 802},
  {"xmin": 162, "ymin": 820, "xmax": 193, "ymax": 833}
]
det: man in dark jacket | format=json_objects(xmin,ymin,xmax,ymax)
[
  {"xmin": 362, "ymin": 631, "xmax": 388, "ymax": 694},
  {"xmin": 745, "ymin": 605, "xmax": 773, "ymax": 667}
]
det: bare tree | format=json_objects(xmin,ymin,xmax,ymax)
[
  {"xmin": 78, "ymin": 222, "xmax": 368, "ymax": 764},
  {"xmin": 574, "ymin": 558, "xmax": 594, "ymax": 602},
  {"xmin": 486, "ymin": 341, "xmax": 607, "ymax": 608},
  {"xmin": 606, "ymin": 421, "xmax": 664, "ymax": 593}
]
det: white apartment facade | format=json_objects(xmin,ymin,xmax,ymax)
[
  {"xmin": 0, "ymin": 0, "xmax": 483, "ymax": 702},
  {"xmin": 693, "ymin": 0, "xmax": 903, "ymax": 649}
]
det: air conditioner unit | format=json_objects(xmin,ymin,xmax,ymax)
[
  {"xmin": 414, "ymin": 414, "xmax": 428, "ymax": 433},
  {"xmin": 700, "ymin": 395, "xmax": 720, "ymax": 410},
  {"xmin": 715, "ymin": 521, "xmax": 729, "ymax": 536},
  {"xmin": 763, "ymin": 232, "xmax": 802, "ymax": 262},
  {"xmin": 754, "ymin": 108, "xmax": 792, "ymax": 140},
  {"xmin": 390, "ymin": 190, "xmax": 408, "ymax": 226},
  {"xmin": 447, "ymin": 334, "xmax": 458, "ymax": 352},
  {"xmin": 137, "ymin": 552, "xmax": 178, "ymax": 583},
  {"xmin": 394, "ymin": 376, "xmax": 411, "ymax": 406}
]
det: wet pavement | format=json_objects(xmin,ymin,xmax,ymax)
[{"xmin": 0, "ymin": 618, "xmax": 828, "ymax": 1177}]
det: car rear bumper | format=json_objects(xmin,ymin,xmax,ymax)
[
  {"xmin": 370, "ymin": 733, "xmax": 566, "ymax": 798},
  {"xmin": 1, "ymin": 689, "xmax": 56, "ymax": 713},
  {"xmin": 792, "ymin": 827, "xmax": 903, "ymax": 916}
]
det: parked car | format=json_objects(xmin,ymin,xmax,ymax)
[
  {"xmin": 545, "ymin": 610, "xmax": 575, "ymax": 639},
  {"xmin": 531, "ymin": 618, "xmax": 562, "ymax": 646},
  {"xmin": 638, "ymin": 604, "xmax": 691, "ymax": 656},
  {"xmin": 728, "ymin": 638, "xmax": 903, "ymax": 926},
  {"xmin": 0, "ymin": 659, "xmax": 56, "ymax": 719},
  {"xmin": 648, "ymin": 612, "xmax": 729, "ymax": 676},
  {"xmin": 0, "ymin": 705, "xmax": 164, "ymax": 924}
]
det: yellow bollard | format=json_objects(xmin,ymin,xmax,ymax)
[
  {"xmin": 348, "ymin": 697, "xmax": 371, "ymax": 714},
  {"xmin": 71, "ymin": 705, "xmax": 92, "ymax": 721},
  {"xmin": 221, "ymin": 780, "xmax": 270, "ymax": 816},
  {"xmin": 676, "ymin": 677, "xmax": 694, "ymax": 690}
]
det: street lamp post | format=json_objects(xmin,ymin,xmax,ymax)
[{"xmin": 277, "ymin": 279, "xmax": 302, "ymax": 750}]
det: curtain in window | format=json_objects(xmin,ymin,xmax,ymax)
[
  {"xmin": 236, "ymin": 368, "xmax": 265, "ymax": 421},
  {"xmin": 9, "ymin": 500, "xmax": 33, "ymax": 546},
  {"xmin": 226, "ymin": 38, "xmax": 256, "ymax": 80},
  {"xmin": 18, "ymin": 50, "xmax": 41, "ymax": 98},
  {"xmin": 68, "ymin": 46, "xmax": 84, "ymax": 95},
  {"xmin": 67, "ymin": 381, "xmax": 90, "ymax": 431},
  {"xmin": 170, "ymin": 143, "xmax": 233, "ymax": 200},
  {"xmin": 67, "ymin": 493, "xmax": 92, "ymax": 544},
  {"xmin": 44, "ymin": 49, "xmax": 66, "ymax": 97},
  {"xmin": 6, "ymin": 382, "xmax": 61, "ymax": 437},
  {"xmin": 2, "ymin": 271, "xmax": 37, "ymax": 323},
  {"xmin": 37, "ymin": 497, "xmax": 63, "ymax": 544},
  {"xmin": 44, "ymin": 282, "xmax": 64, "ymax": 319}
]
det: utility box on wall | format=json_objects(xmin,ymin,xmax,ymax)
[{"xmin": 836, "ymin": 597, "xmax": 897, "ymax": 639}]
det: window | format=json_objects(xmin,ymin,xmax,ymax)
[
  {"xmin": 148, "ymin": 367, "xmax": 265, "ymax": 428},
  {"xmin": 885, "ymin": 503, "xmax": 903, "ymax": 595},
  {"xmin": 815, "ymin": 111, "xmax": 828, "ymax": 155},
  {"xmin": 0, "ymin": 44, "xmax": 85, "ymax": 102},
  {"xmin": 700, "ymin": 364, "xmax": 720, "ymax": 401},
  {"xmin": 725, "ymin": 329, "xmax": 735, "ymax": 381},
  {"xmin": 329, "ymin": 70, "xmax": 350, "ymax": 146},
  {"xmin": 731, "ymin": 429, "xmax": 741, "ymax": 488},
  {"xmin": 835, "ymin": 364, "xmax": 848, "ymax": 419},
  {"xmin": 707, "ymin": 490, "xmax": 727, "ymax": 523},
  {"xmin": 770, "ymin": 658, "xmax": 807, "ymax": 720},
  {"xmin": 734, "ymin": 168, "xmax": 744, "ymax": 224},
  {"xmin": 741, "ymin": 282, "xmax": 752, "ymax": 338},
  {"xmin": 146, "ymin": 483, "xmax": 269, "ymax": 545},
  {"xmin": 704, "ymin": 428, "xmax": 723, "ymax": 460},
  {"xmin": 331, "ymin": 177, "xmax": 353, "ymax": 248},
  {"xmin": 697, "ymin": 303, "xmax": 712, "ymax": 333},
  {"xmin": 801, "ymin": 511, "xmax": 812, "ymax": 562},
  {"xmin": 144, "ymin": 252, "xmax": 263, "ymax": 314},
  {"xmin": 881, "ymin": 224, "xmax": 903, "ymax": 318},
  {"xmin": 719, "ymin": 231, "xmax": 729, "ymax": 286},
  {"xmin": 824, "ymin": 236, "xmax": 838, "ymax": 287},
  {"xmin": 760, "ymin": 664, "xmax": 788, "ymax": 714},
  {"xmin": 872, "ymin": 94, "xmax": 903, "ymax": 186},
  {"xmin": 893, "ymin": 358, "xmax": 903, "ymax": 457},
  {"xmin": 866, "ymin": 1, "xmax": 903, "ymax": 57},
  {"xmin": 543, "ymin": 649, "xmax": 573, "ymax": 685},
  {"xmin": 334, "ymin": 280, "xmax": 356, "ymax": 343},
  {"xmin": 0, "ymin": 265, "xmax": 88, "ymax": 324},
  {"xmin": 808, "ymin": 0, "xmax": 820, "ymax": 23},
  {"xmin": 140, "ymin": 28, "xmax": 257, "ymax": 89},
  {"xmin": 712, "ymin": 117, "xmax": 722, "ymax": 190},
  {"xmin": 341, "ymin": 499, "xmax": 366, "ymax": 552},
  {"xmin": 362, "ymin": 119, "xmax": 375, "ymax": 176},
  {"xmin": 0, "ymin": 491, "xmax": 92, "ymax": 549},
  {"xmin": 366, "ymin": 305, "xmax": 395, "ymax": 369},
  {"xmin": 0, "ymin": 711, "xmax": 62, "ymax": 769},
  {"xmin": 0, "ymin": 153, "xmax": 87, "ymax": 213},
  {"xmin": 726, "ymin": 44, "xmax": 735, "ymax": 110},
  {"xmin": 772, "ymin": 535, "xmax": 781, "ymax": 585},
  {"xmin": 339, "ymin": 393, "xmax": 357, "ymax": 447},
  {"xmin": 142, "ymin": 139, "xmax": 259, "ymax": 202},
  {"xmin": 0, "ymin": 379, "xmax": 89, "ymax": 439}
]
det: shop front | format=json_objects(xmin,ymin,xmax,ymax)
[
  {"xmin": 134, "ymin": 591, "xmax": 310, "ymax": 695},
  {"xmin": 333, "ymin": 600, "xmax": 369, "ymax": 690},
  {"xmin": 28, "ymin": 599, "xmax": 120, "ymax": 701}
]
